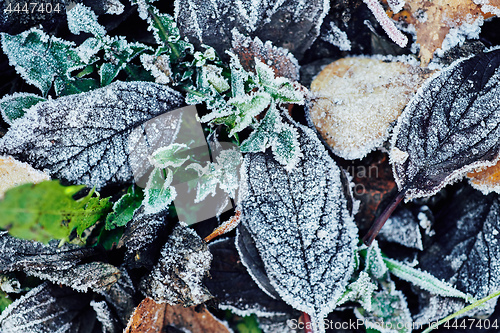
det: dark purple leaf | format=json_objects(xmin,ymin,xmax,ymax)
[
  {"xmin": 391, "ymin": 49, "xmax": 500, "ymax": 200},
  {"xmin": 237, "ymin": 118, "xmax": 358, "ymax": 329},
  {"xmin": 417, "ymin": 185, "xmax": 500, "ymax": 322},
  {"xmin": 0, "ymin": 81, "xmax": 184, "ymax": 189},
  {"xmin": 175, "ymin": 0, "xmax": 329, "ymax": 61},
  {"xmin": 205, "ymin": 237, "xmax": 296, "ymax": 317}
]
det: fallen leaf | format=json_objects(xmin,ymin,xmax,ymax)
[
  {"xmin": 205, "ymin": 238, "xmax": 296, "ymax": 317},
  {"xmin": 231, "ymin": 30, "xmax": 300, "ymax": 81},
  {"xmin": 124, "ymin": 297, "xmax": 231, "ymax": 333},
  {"xmin": 175, "ymin": 0, "xmax": 329, "ymax": 60},
  {"xmin": 0, "ymin": 282, "xmax": 121, "ymax": 332},
  {"xmin": 417, "ymin": 185, "xmax": 500, "ymax": 321},
  {"xmin": 391, "ymin": 48, "xmax": 500, "ymax": 200},
  {"xmin": 391, "ymin": 0, "xmax": 499, "ymax": 64},
  {"xmin": 0, "ymin": 81, "xmax": 184, "ymax": 189},
  {"xmin": 237, "ymin": 115, "xmax": 358, "ymax": 332},
  {"xmin": 309, "ymin": 57, "xmax": 434, "ymax": 160},
  {"xmin": 0, "ymin": 155, "xmax": 49, "ymax": 199},
  {"xmin": 141, "ymin": 223, "xmax": 213, "ymax": 306},
  {"xmin": 467, "ymin": 160, "xmax": 500, "ymax": 194}
]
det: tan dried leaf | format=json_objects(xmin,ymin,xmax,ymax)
[
  {"xmin": 124, "ymin": 297, "xmax": 231, "ymax": 333},
  {"xmin": 391, "ymin": 0, "xmax": 500, "ymax": 65},
  {"xmin": 309, "ymin": 57, "xmax": 435, "ymax": 160},
  {"xmin": 0, "ymin": 155, "xmax": 50, "ymax": 199},
  {"xmin": 467, "ymin": 161, "xmax": 500, "ymax": 194}
]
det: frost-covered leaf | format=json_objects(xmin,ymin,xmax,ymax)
[
  {"xmin": 231, "ymin": 30, "xmax": 300, "ymax": 81},
  {"xmin": 187, "ymin": 147, "xmax": 242, "ymax": 202},
  {"xmin": 418, "ymin": 185, "xmax": 500, "ymax": 319},
  {"xmin": 29, "ymin": 262, "xmax": 120, "ymax": 294},
  {"xmin": 105, "ymin": 187, "xmax": 144, "ymax": 230},
  {"xmin": 141, "ymin": 223, "xmax": 213, "ymax": 306},
  {"xmin": 1, "ymin": 27, "xmax": 86, "ymax": 96},
  {"xmin": 237, "ymin": 119, "xmax": 357, "ymax": 331},
  {"xmin": 0, "ymin": 81, "xmax": 184, "ymax": 189},
  {"xmin": 67, "ymin": 4, "xmax": 106, "ymax": 38},
  {"xmin": 309, "ymin": 57, "xmax": 434, "ymax": 160},
  {"xmin": 0, "ymin": 155, "xmax": 50, "ymax": 199},
  {"xmin": 143, "ymin": 168, "xmax": 176, "ymax": 214},
  {"xmin": 240, "ymin": 105, "xmax": 301, "ymax": 170},
  {"xmin": 0, "ymin": 180, "xmax": 110, "ymax": 243},
  {"xmin": 0, "ymin": 283, "xmax": 119, "ymax": 333},
  {"xmin": 124, "ymin": 298, "xmax": 231, "ymax": 333},
  {"xmin": 379, "ymin": 208, "xmax": 423, "ymax": 250},
  {"xmin": 391, "ymin": 49, "xmax": 500, "ymax": 199},
  {"xmin": 467, "ymin": 160, "xmax": 500, "ymax": 194},
  {"xmin": 354, "ymin": 289, "xmax": 412, "ymax": 333},
  {"xmin": 175, "ymin": 0, "xmax": 330, "ymax": 60},
  {"xmin": 149, "ymin": 143, "xmax": 191, "ymax": 169},
  {"xmin": 337, "ymin": 271, "xmax": 378, "ymax": 312},
  {"xmin": 228, "ymin": 91, "xmax": 271, "ymax": 135},
  {"xmin": 0, "ymin": 93, "xmax": 45, "ymax": 125},
  {"xmin": 383, "ymin": 258, "xmax": 475, "ymax": 302},
  {"xmin": 99, "ymin": 267, "xmax": 136, "ymax": 326},
  {"xmin": 205, "ymin": 238, "xmax": 296, "ymax": 317},
  {"xmin": 0, "ymin": 231, "xmax": 96, "ymax": 273},
  {"xmin": 120, "ymin": 206, "xmax": 170, "ymax": 269}
]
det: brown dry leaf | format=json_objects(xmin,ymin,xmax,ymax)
[
  {"xmin": 124, "ymin": 297, "xmax": 230, "ymax": 333},
  {"xmin": 391, "ymin": 0, "xmax": 500, "ymax": 65},
  {"xmin": 467, "ymin": 162, "xmax": 500, "ymax": 194},
  {"xmin": 0, "ymin": 155, "xmax": 50, "ymax": 199},
  {"xmin": 309, "ymin": 57, "xmax": 435, "ymax": 160}
]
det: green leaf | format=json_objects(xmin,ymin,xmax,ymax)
[
  {"xmin": 383, "ymin": 258, "xmax": 476, "ymax": 303},
  {"xmin": 149, "ymin": 143, "xmax": 191, "ymax": 169},
  {"xmin": 0, "ymin": 180, "xmax": 111, "ymax": 244},
  {"xmin": 143, "ymin": 168, "xmax": 177, "ymax": 215},
  {"xmin": 236, "ymin": 315, "xmax": 262, "ymax": 333},
  {"xmin": 105, "ymin": 187, "xmax": 144, "ymax": 230},
  {"xmin": 0, "ymin": 290, "xmax": 12, "ymax": 313},
  {"xmin": 0, "ymin": 93, "xmax": 45, "ymax": 125},
  {"xmin": 99, "ymin": 62, "xmax": 122, "ymax": 86},
  {"xmin": 54, "ymin": 77, "xmax": 100, "ymax": 96},
  {"xmin": 67, "ymin": 4, "xmax": 106, "ymax": 38},
  {"xmin": 1, "ymin": 28, "xmax": 85, "ymax": 96},
  {"xmin": 229, "ymin": 91, "xmax": 271, "ymax": 135},
  {"xmin": 240, "ymin": 105, "xmax": 300, "ymax": 170}
]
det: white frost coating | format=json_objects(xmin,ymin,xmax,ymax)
[
  {"xmin": 104, "ymin": 0, "xmax": 125, "ymax": 15},
  {"xmin": 435, "ymin": 17, "xmax": 484, "ymax": 58},
  {"xmin": 140, "ymin": 54, "xmax": 172, "ymax": 84},
  {"xmin": 238, "ymin": 117, "xmax": 358, "ymax": 333},
  {"xmin": 380, "ymin": 209, "xmax": 423, "ymax": 250},
  {"xmin": 362, "ymin": 0, "xmax": 408, "ymax": 47},
  {"xmin": 337, "ymin": 271, "xmax": 378, "ymax": 311},
  {"xmin": 0, "ymin": 92, "xmax": 45, "ymax": 125},
  {"xmin": 27, "ymin": 262, "xmax": 120, "ymax": 293},
  {"xmin": 90, "ymin": 300, "xmax": 117, "ymax": 333},
  {"xmin": 321, "ymin": 22, "xmax": 351, "ymax": 51},
  {"xmin": 384, "ymin": 258, "xmax": 476, "ymax": 303},
  {"xmin": 141, "ymin": 223, "xmax": 213, "ymax": 306},
  {"xmin": 67, "ymin": 4, "xmax": 106, "ymax": 38},
  {"xmin": 390, "ymin": 48, "xmax": 500, "ymax": 200},
  {"xmin": 387, "ymin": 0, "xmax": 405, "ymax": 14},
  {"xmin": 0, "ymin": 81, "xmax": 184, "ymax": 189},
  {"xmin": 0, "ymin": 155, "xmax": 50, "ymax": 199},
  {"xmin": 482, "ymin": 4, "xmax": 500, "ymax": 16}
]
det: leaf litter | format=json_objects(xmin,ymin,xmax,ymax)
[
  {"xmin": 237, "ymin": 114, "xmax": 358, "ymax": 332},
  {"xmin": 0, "ymin": 81, "xmax": 184, "ymax": 189}
]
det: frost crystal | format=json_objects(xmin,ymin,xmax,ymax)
[
  {"xmin": 237, "ymin": 118, "xmax": 357, "ymax": 332},
  {"xmin": 391, "ymin": 49, "xmax": 500, "ymax": 199},
  {"xmin": 321, "ymin": 22, "xmax": 352, "ymax": 51},
  {"xmin": 67, "ymin": 4, "xmax": 106, "ymax": 38},
  {"xmin": 0, "ymin": 81, "xmax": 184, "ymax": 189},
  {"xmin": 141, "ymin": 223, "xmax": 213, "ymax": 306}
]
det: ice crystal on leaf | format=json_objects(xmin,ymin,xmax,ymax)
[
  {"xmin": 237, "ymin": 117, "xmax": 357, "ymax": 333},
  {"xmin": 141, "ymin": 223, "xmax": 213, "ymax": 306},
  {"xmin": 0, "ymin": 81, "xmax": 184, "ymax": 190},
  {"xmin": 143, "ymin": 168, "xmax": 176, "ymax": 215},
  {"xmin": 391, "ymin": 48, "xmax": 500, "ymax": 200},
  {"xmin": 67, "ymin": 4, "xmax": 106, "ymax": 38},
  {"xmin": 0, "ymin": 93, "xmax": 45, "ymax": 125},
  {"xmin": 1, "ymin": 28, "xmax": 86, "ymax": 96}
]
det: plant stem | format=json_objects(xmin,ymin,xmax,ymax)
[
  {"xmin": 362, "ymin": 189, "xmax": 406, "ymax": 246},
  {"xmin": 421, "ymin": 289, "xmax": 500, "ymax": 333}
]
